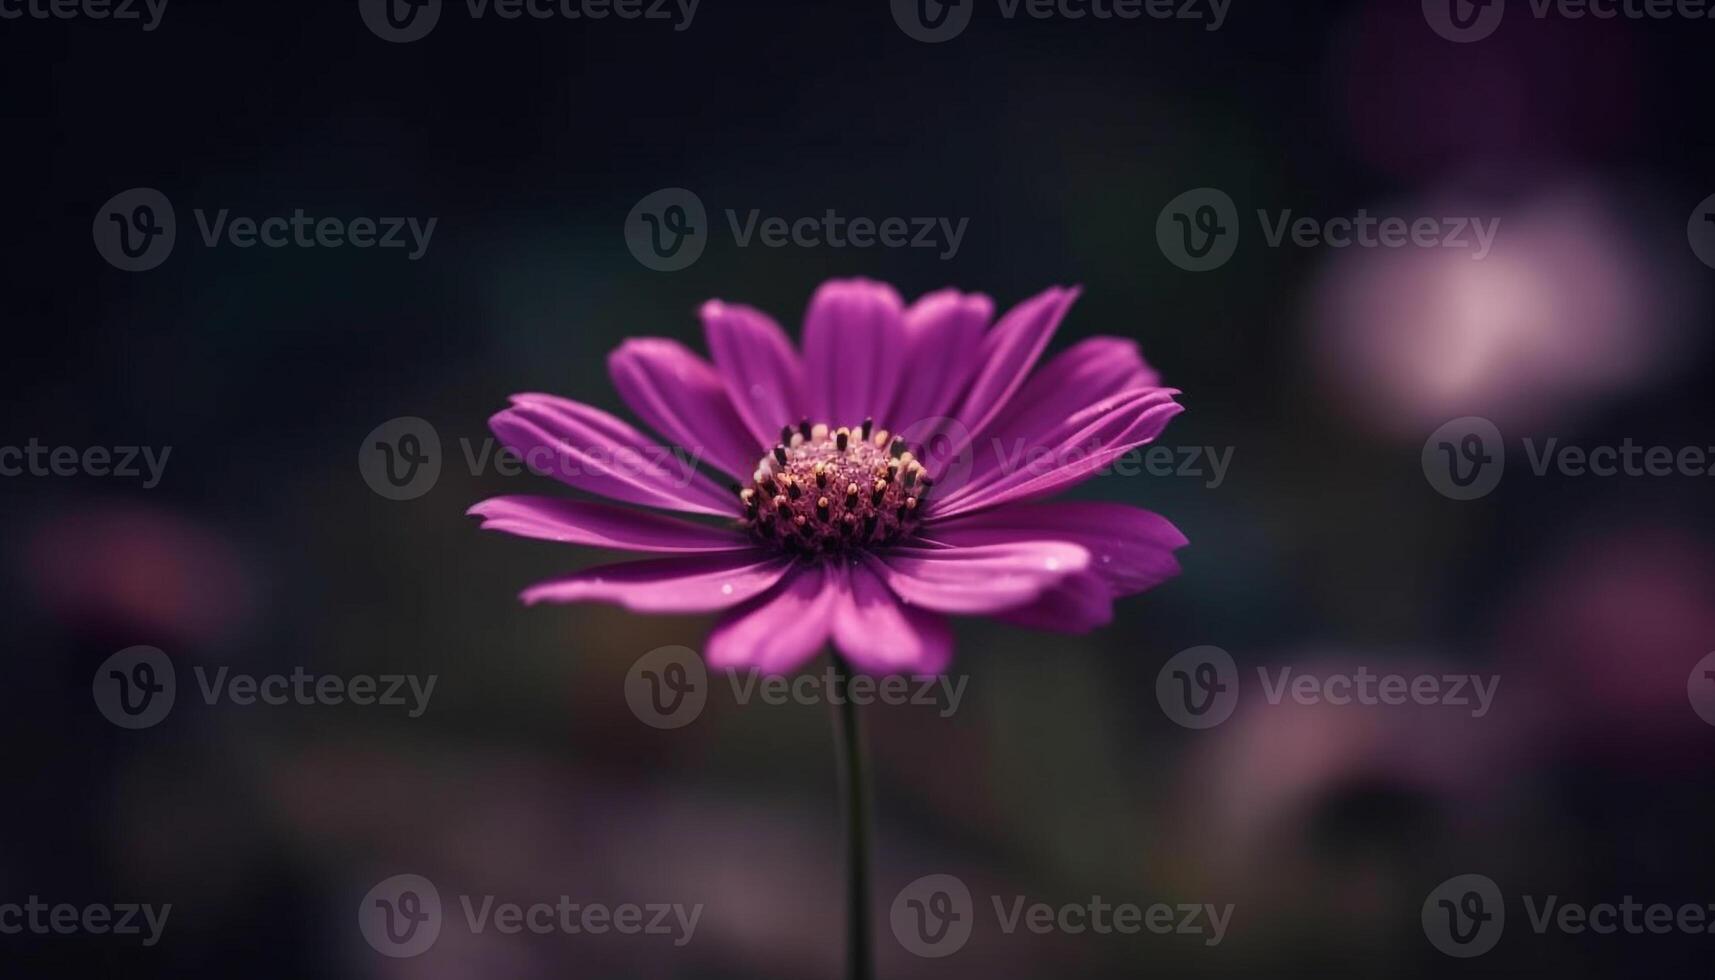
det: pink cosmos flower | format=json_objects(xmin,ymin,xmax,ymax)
[{"xmin": 470, "ymin": 279, "xmax": 1187, "ymax": 675}]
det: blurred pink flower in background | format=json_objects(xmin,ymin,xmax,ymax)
[
  {"xmin": 15, "ymin": 500, "xmax": 259, "ymax": 646},
  {"xmin": 1495, "ymin": 525, "xmax": 1715, "ymax": 766},
  {"xmin": 1311, "ymin": 185, "xmax": 1692, "ymax": 436}
]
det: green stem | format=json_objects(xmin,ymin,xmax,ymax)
[{"xmin": 831, "ymin": 654, "xmax": 874, "ymax": 980}]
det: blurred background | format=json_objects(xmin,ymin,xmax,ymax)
[{"xmin": 3, "ymin": 0, "xmax": 1714, "ymax": 976}]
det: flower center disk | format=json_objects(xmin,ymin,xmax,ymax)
[{"xmin": 739, "ymin": 419, "xmax": 932, "ymax": 554}]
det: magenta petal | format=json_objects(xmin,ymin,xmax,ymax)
[
  {"xmin": 706, "ymin": 563, "xmax": 842, "ymax": 674},
  {"xmin": 964, "ymin": 336, "xmax": 1160, "ymax": 485},
  {"xmin": 468, "ymin": 496, "xmax": 751, "ymax": 553},
  {"xmin": 936, "ymin": 287, "xmax": 1079, "ymax": 466},
  {"xmin": 996, "ymin": 570, "xmax": 1116, "ymax": 633},
  {"xmin": 931, "ymin": 388, "xmax": 1184, "ymax": 519},
  {"xmin": 608, "ymin": 338, "xmax": 762, "ymax": 480},
  {"xmin": 519, "ymin": 551, "xmax": 792, "ymax": 612},
  {"xmin": 832, "ymin": 560, "xmax": 953, "ymax": 675},
  {"xmin": 869, "ymin": 540, "xmax": 1089, "ymax": 615},
  {"xmin": 490, "ymin": 394, "xmax": 737, "ymax": 517},
  {"xmin": 887, "ymin": 289, "xmax": 993, "ymax": 429},
  {"xmin": 919, "ymin": 501, "xmax": 1186, "ymax": 596},
  {"xmin": 701, "ymin": 299, "xmax": 806, "ymax": 447},
  {"xmin": 800, "ymin": 278, "xmax": 907, "ymax": 424}
]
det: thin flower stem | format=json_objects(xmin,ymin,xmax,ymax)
[{"xmin": 831, "ymin": 653, "xmax": 874, "ymax": 980}]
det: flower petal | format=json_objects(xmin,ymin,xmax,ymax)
[
  {"xmin": 706, "ymin": 563, "xmax": 842, "ymax": 674},
  {"xmin": 997, "ymin": 571, "xmax": 1116, "ymax": 633},
  {"xmin": 519, "ymin": 551, "xmax": 792, "ymax": 611},
  {"xmin": 608, "ymin": 338, "xmax": 761, "ymax": 480},
  {"xmin": 929, "ymin": 388, "xmax": 1183, "ymax": 519},
  {"xmin": 467, "ymin": 496, "xmax": 752, "ymax": 553},
  {"xmin": 933, "ymin": 287, "xmax": 1079, "ymax": 470},
  {"xmin": 868, "ymin": 540, "xmax": 1090, "ymax": 615},
  {"xmin": 832, "ymin": 560, "xmax": 953, "ymax": 675},
  {"xmin": 800, "ymin": 278, "xmax": 907, "ymax": 425},
  {"xmin": 490, "ymin": 394, "xmax": 738, "ymax": 517},
  {"xmin": 887, "ymin": 288, "xmax": 993, "ymax": 430},
  {"xmin": 919, "ymin": 501, "xmax": 1186, "ymax": 596},
  {"xmin": 963, "ymin": 337, "xmax": 1160, "ymax": 487},
  {"xmin": 701, "ymin": 299, "xmax": 806, "ymax": 448}
]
